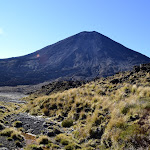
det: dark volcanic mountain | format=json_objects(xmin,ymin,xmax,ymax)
[{"xmin": 0, "ymin": 31, "xmax": 150, "ymax": 86}]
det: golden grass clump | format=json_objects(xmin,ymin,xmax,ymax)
[{"xmin": 36, "ymin": 135, "xmax": 51, "ymax": 145}]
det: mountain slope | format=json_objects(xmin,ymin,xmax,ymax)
[
  {"xmin": 23, "ymin": 63, "xmax": 150, "ymax": 149},
  {"xmin": 0, "ymin": 31, "xmax": 150, "ymax": 86}
]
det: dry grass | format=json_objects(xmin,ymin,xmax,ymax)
[{"xmin": 22, "ymin": 69, "xmax": 150, "ymax": 149}]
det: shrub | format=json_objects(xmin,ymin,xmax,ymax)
[
  {"xmin": 25, "ymin": 144, "xmax": 43, "ymax": 150},
  {"xmin": 89, "ymin": 127, "xmax": 104, "ymax": 139},
  {"xmin": 0, "ymin": 128, "xmax": 24, "ymax": 142},
  {"xmin": 65, "ymin": 143, "xmax": 81, "ymax": 150},
  {"xmin": 144, "ymin": 103, "xmax": 150, "ymax": 110},
  {"xmin": 115, "ymin": 122, "xmax": 128, "ymax": 130},
  {"xmin": 0, "ymin": 119, "xmax": 4, "ymax": 123},
  {"xmin": 11, "ymin": 132, "xmax": 24, "ymax": 141},
  {"xmin": 46, "ymin": 143, "xmax": 60, "ymax": 149},
  {"xmin": 13, "ymin": 121, "xmax": 22, "ymax": 128},
  {"xmin": 55, "ymin": 134, "xmax": 72, "ymax": 146},
  {"xmin": 7, "ymin": 137, "xmax": 13, "ymax": 141},
  {"xmin": 0, "ymin": 128, "xmax": 13, "ymax": 136},
  {"xmin": 15, "ymin": 140, "xmax": 23, "ymax": 148},
  {"xmin": 0, "ymin": 109, "xmax": 4, "ymax": 113},
  {"xmin": 0, "ymin": 123, "xmax": 5, "ymax": 130},
  {"xmin": 50, "ymin": 103, "xmax": 57, "ymax": 110},
  {"xmin": 47, "ymin": 129, "xmax": 55, "ymax": 137},
  {"xmin": 51, "ymin": 144, "xmax": 60, "ymax": 149},
  {"xmin": 123, "ymin": 86, "xmax": 131, "ymax": 94},
  {"xmin": 94, "ymin": 116, "xmax": 104, "ymax": 126},
  {"xmin": 62, "ymin": 119, "xmax": 73, "ymax": 127},
  {"xmin": 4, "ymin": 121, "xmax": 9, "ymax": 125},
  {"xmin": 36, "ymin": 135, "xmax": 51, "ymax": 145},
  {"xmin": 121, "ymin": 104, "xmax": 136, "ymax": 115},
  {"xmin": 60, "ymin": 139, "xmax": 69, "ymax": 145},
  {"xmin": 42, "ymin": 108, "xmax": 49, "ymax": 116},
  {"xmin": 65, "ymin": 144, "xmax": 74, "ymax": 150},
  {"xmin": 131, "ymin": 85, "xmax": 137, "ymax": 94},
  {"xmin": 30, "ymin": 109, "xmax": 38, "ymax": 116},
  {"xmin": 55, "ymin": 134, "xmax": 66, "ymax": 142},
  {"xmin": 18, "ymin": 127, "xmax": 25, "ymax": 132}
]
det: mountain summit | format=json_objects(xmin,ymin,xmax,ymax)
[{"xmin": 0, "ymin": 31, "xmax": 150, "ymax": 86}]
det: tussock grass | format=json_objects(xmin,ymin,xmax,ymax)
[
  {"xmin": 36, "ymin": 135, "xmax": 51, "ymax": 145},
  {"xmin": 0, "ymin": 127, "xmax": 24, "ymax": 142},
  {"xmin": 23, "ymin": 67, "xmax": 150, "ymax": 149}
]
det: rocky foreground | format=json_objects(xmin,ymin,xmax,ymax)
[{"xmin": 0, "ymin": 92, "xmax": 75, "ymax": 150}]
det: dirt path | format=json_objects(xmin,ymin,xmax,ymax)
[{"xmin": 0, "ymin": 92, "xmax": 27, "ymax": 103}]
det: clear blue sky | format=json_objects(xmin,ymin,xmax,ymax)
[{"xmin": 0, "ymin": 0, "xmax": 150, "ymax": 58}]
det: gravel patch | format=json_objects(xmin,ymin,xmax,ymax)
[
  {"xmin": 5, "ymin": 113, "xmax": 63, "ymax": 135},
  {"xmin": 0, "ymin": 92, "xmax": 26, "ymax": 104}
]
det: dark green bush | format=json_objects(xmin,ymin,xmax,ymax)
[{"xmin": 62, "ymin": 119, "xmax": 73, "ymax": 127}]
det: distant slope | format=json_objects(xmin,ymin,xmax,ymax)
[{"xmin": 0, "ymin": 31, "xmax": 150, "ymax": 86}]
